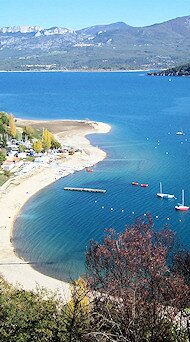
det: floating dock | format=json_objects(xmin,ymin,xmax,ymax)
[{"xmin": 64, "ymin": 187, "xmax": 106, "ymax": 193}]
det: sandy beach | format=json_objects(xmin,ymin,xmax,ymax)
[{"xmin": 0, "ymin": 119, "xmax": 111, "ymax": 301}]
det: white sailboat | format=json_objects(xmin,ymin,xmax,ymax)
[
  {"xmin": 157, "ymin": 182, "xmax": 175, "ymax": 199},
  {"xmin": 175, "ymin": 189, "xmax": 189, "ymax": 211}
]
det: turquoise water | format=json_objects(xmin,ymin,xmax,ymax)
[{"xmin": 1, "ymin": 72, "xmax": 190, "ymax": 281}]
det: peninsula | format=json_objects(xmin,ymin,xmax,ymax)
[
  {"xmin": 0, "ymin": 117, "xmax": 111, "ymax": 300},
  {"xmin": 148, "ymin": 62, "xmax": 190, "ymax": 77}
]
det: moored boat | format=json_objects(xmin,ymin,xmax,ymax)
[
  {"xmin": 86, "ymin": 168, "xmax": 93, "ymax": 172},
  {"xmin": 131, "ymin": 182, "xmax": 139, "ymax": 186},
  {"xmin": 157, "ymin": 182, "xmax": 175, "ymax": 199},
  {"xmin": 175, "ymin": 190, "xmax": 189, "ymax": 211},
  {"xmin": 176, "ymin": 130, "xmax": 185, "ymax": 135},
  {"xmin": 140, "ymin": 183, "xmax": 148, "ymax": 187}
]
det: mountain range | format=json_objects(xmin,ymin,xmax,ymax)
[{"xmin": 0, "ymin": 15, "xmax": 189, "ymax": 71}]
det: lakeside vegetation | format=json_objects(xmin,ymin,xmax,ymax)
[
  {"xmin": 1, "ymin": 216, "xmax": 190, "ymax": 341},
  {"xmin": 0, "ymin": 112, "xmax": 61, "ymax": 185},
  {"xmin": 148, "ymin": 62, "xmax": 190, "ymax": 77}
]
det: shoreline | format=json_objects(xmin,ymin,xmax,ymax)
[
  {"xmin": 0, "ymin": 69, "xmax": 149, "ymax": 73},
  {"xmin": 0, "ymin": 119, "xmax": 111, "ymax": 300}
]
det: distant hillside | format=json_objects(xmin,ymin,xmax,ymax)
[
  {"xmin": 148, "ymin": 62, "xmax": 190, "ymax": 76},
  {"xmin": 0, "ymin": 15, "xmax": 189, "ymax": 71}
]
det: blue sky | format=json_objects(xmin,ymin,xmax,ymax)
[{"xmin": 0, "ymin": 0, "xmax": 189, "ymax": 29}]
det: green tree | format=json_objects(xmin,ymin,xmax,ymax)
[
  {"xmin": 0, "ymin": 134, "xmax": 7, "ymax": 148},
  {"xmin": 33, "ymin": 140, "xmax": 43, "ymax": 154},
  {"xmin": 59, "ymin": 278, "xmax": 91, "ymax": 342},
  {"xmin": 50, "ymin": 134, "xmax": 61, "ymax": 149},
  {"xmin": 0, "ymin": 277, "xmax": 60, "ymax": 341},
  {"xmin": 0, "ymin": 123, "xmax": 8, "ymax": 135},
  {"xmin": 9, "ymin": 114, "xmax": 17, "ymax": 138},
  {"xmin": 22, "ymin": 126, "xmax": 35, "ymax": 140},
  {"xmin": 0, "ymin": 111, "xmax": 9, "ymax": 126},
  {"xmin": 0, "ymin": 113, "xmax": 9, "ymax": 145},
  {"xmin": 19, "ymin": 144, "xmax": 27, "ymax": 152},
  {"xmin": 0, "ymin": 217, "xmax": 190, "ymax": 342},
  {"xmin": 16, "ymin": 131, "xmax": 22, "ymax": 141},
  {"xmin": 0, "ymin": 150, "xmax": 6, "ymax": 165}
]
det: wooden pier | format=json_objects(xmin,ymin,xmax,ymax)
[{"xmin": 64, "ymin": 187, "xmax": 106, "ymax": 193}]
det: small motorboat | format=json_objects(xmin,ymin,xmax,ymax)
[
  {"xmin": 86, "ymin": 168, "xmax": 93, "ymax": 172},
  {"xmin": 140, "ymin": 183, "xmax": 148, "ymax": 187},
  {"xmin": 157, "ymin": 182, "xmax": 175, "ymax": 199},
  {"xmin": 176, "ymin": 130, "xmax": 185, "ymax": 135},
  {"xmin": 175, "ymin": 189, "xmax": 189, "ymax": 211},
  {"xmin": 131, "ymin": 182, "xmax": 139, "ymax": 186}
]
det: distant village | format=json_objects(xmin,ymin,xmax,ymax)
[{"xmin": 0, "ymin": 112, "xmax": 80, "ymax": 186}]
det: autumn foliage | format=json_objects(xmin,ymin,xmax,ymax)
[
  {"xmin": 0, "ymin": 216, "xmax": 190, "ymax": 341},
  {"xmin": 42, "ymin": 128, "xmax": 61, "ymax": 151},
  {"xmin": 86, "ymin": 215, "xmax": 190, "ymax": 341},
  {"xmin": 8, "ymin": 114, "xmax": 17, "ymax": 138},
  {"xmin": 33, "ymin": 139, "xmax": 43, "ymax": 153}
]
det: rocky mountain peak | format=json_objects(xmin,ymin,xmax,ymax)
[{"xmin": 0, "ymin": 26, "xmax": 43, "ymax": 33}]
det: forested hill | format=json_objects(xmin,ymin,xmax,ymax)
[
  {"xmin": 0, "ymin": 15, "xmax": 189, "ymax": 71},
  {"xmin": 148, "ymin": 63, "xmax": 190, "ymax": 76}
]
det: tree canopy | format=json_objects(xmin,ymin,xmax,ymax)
[
  {"xmin": 0, "ymin": 216, "xmax": 190, "ymax": 342},
  {"xmin": 33, "ymin": 140, "xmax": 43, "ymax": 153},
  {"xmin": 22, "ymin": 125, "xmax": 35, "ymax": 140},
  {"xmin": 86, "ymin": 215, "xmax": 190, "ymax": 341},
  {"xmin": 0, "ymin": 112, "xmax": 9, "ymax": 127},
  {"xmin": 0, "ymin": 112, "xmax": 9, "ymax": 142},
  {"xmin": 42, "ymin": 128, "xmax": 61, "ymax": 151},
  {"xmin": 43, "ymin": 129, "xmax": 52, "ymax": 151},
  {"xmin": 0, "ymin": 150, "xmax": 6, "ymax": 165},
  {"xmin": 8, "ymin": 114, "xmax": 17, "ymax": 138}
]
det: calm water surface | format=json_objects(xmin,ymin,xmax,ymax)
[{"xmin": 0, "ymin": 72, "xmax": 190, "ymax": 281}]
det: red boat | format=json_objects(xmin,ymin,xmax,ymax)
[
  {"xmin": 175, "ymin": 190, "xmax": 189, "ymax": 211},
  {"xmin": 175, "ymin": 206, "xmax": 189, "ymax": 211},
  {"xmin": 140, "ymin": 183, "xmax": 149, "ymax": 187},
  {"xmin": 131, "ymin": 182, "xmax": 139, "ymax": 186},
  {"xmin": 86, "ymin": 168, "xmax": 93, "ymax": 172}
]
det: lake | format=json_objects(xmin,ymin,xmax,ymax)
[{"xmin": 0, "ymin": 71, "xmax": 189, "ymax": 281}]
